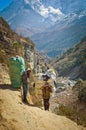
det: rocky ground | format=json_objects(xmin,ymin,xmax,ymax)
[
  {"xmin": 0, "ymin": 84, "xmax": 86, "ymax": 130},
  {"xmin": 0, "ymin": 64, "xmax": 86, "ymax": 130}
]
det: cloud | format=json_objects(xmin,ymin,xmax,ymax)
[{"xmin": 48, "ymin": 6, "xmax": 62, "ymax": 15}]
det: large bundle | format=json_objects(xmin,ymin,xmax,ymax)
[
  {"xmin": 45, "ymin": 69, "xmax": 56, "ymax": 80},
  {"xmin": 9, "ymin": 56, "xmax": 25, "ymax": 88}
]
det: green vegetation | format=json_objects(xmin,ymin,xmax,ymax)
[
  {"xmin": 54, "ymin": 36, "xmax": 86, "ymax": 79},
  {"xmin": 57, "ymin": 104, "xmax": 86, "ymax": 127},
  {"xmin": 56, "ymin": 79, "xmax": 86, "ymax": 127},
  {"xmin": 57, "ymin": 105, "xmax": 77, "ymax": 122},
  {"xmin": 73, "ymin": 80, "xmax": 86, "ymax": 103}
]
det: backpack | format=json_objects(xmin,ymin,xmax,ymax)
[
  {"xmin": 9, "ymin": 56, "xmax": 25, "ymax": 88},
  {"xmin": 42, "ymin": 82, "xmax": 52, "ymax": 99}
]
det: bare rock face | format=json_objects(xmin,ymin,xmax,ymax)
[{"xmin": 0, "ymin": 17, "xmax": 47, "ymax": 75}]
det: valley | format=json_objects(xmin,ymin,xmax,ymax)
[
  {"xmin": 0, "ymin": 0, "xmax": 86, "ymax": 57},
  {"xmin": 0, "ymin": 1, "xmax": 86, "ymax": 129}
]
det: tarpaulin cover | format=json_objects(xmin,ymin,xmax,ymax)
[{"xmin": 9, "ymin": 56, "xmax": 25, "ymax": 88}]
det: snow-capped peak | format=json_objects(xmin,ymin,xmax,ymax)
[{"xmin": 24, "ymin": 0, "xmax": 64, "ymax": 22}]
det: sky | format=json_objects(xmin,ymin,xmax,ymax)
[{"xmin": 0, "ymin": 0, "xmax": 13, "ymax": 11}]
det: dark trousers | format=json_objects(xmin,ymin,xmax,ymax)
[
  {"xmin": 23, "ymin": 83, "xmax": 28, "ymax": 103},
  {"xmin": 43, "ymin": 99, "xmax": 50, "ymax": 110}
]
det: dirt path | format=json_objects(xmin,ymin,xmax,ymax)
[{"xmin": 0, "ymin": 84, "xmax": 86, "ymax": 130}]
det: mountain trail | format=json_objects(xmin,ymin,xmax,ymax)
[{"xmin": 0, "ymin": 83, "xmax": 86, "ymax": 130}]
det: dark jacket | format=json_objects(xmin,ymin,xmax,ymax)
[{"xmin": 22, "ymin": 71, "xmax": 30, "ymax": 84}]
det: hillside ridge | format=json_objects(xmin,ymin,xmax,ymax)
[{"xmin": 52, "ymin": 37, "xmax": 86, "ymax": 80}]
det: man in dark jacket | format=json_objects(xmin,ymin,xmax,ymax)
[
  {"xmin": 22, "ymin": 68, "xmax": 31, "ymax": 103},
  {"xmin": 42, "ymin": 75, "xmax": 53, "ymax": 110}
]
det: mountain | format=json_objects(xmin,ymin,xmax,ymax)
[
  {"xmin": 0, "ymin": 0, "xmax": 52, "ymax": 37},
  {"xmin": 31, "ymin": 10, "xmax": 86, "ymax": 57},
  {"xmin": 52, "ymin": 36, "xmax": 86, "ymax": 80},
  {"xmin": 42, "ymin": 0, "xmax": 86, "ymax": 14},
  {"xmin": 0, "ymin": 16, "xmax": 86, "ymax": 130},
  {"xmin": 0, "ymin": 16, "xmax": 34, "ymax": 65},
  {"xmin": 0, "ymin": 16, "xmax": 50, "ymax": 77},
  {"xmin": 24, "ymin": 0, "xmax": 86, "ymax": 20},
  {"xmin": 0, "ymin": 0, "xmax": 86, "ymax": 58}
]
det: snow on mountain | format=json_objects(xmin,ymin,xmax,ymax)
[
  {"xmin": 24, "ymin": 0, "xmax": 64, "ymax": 22},
  {"xmin": 31, "ymin": 10, "xmax": 86, "ymax": 57},
  {"xmin": 24, "ymin": 0, "xmax": 86, "ymax": 22},
  {"xmin": 25, "ymin": 0, "xmax": 86, "ymax": 14},
  {"xmin": 0, "ymin": 0, "xmax": 54, "ymax": 36},
  {"xmin": 0, "ymin": 0, "xmax": 86, "ymax": 57}
]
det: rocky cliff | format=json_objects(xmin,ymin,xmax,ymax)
[{"xmin": 0, "ymin": 16, "xmax": 48, "ymax": 76}]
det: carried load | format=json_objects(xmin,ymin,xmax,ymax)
[
  {"xmin": 9, "ymin": 56, "xmax": 25, "ymax": 88},
  {"xmin": 45, "ymin": 68, "xmax": 56, "ymax": 80}
]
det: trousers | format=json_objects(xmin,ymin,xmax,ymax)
[
  {"xmin": 43, "ymin": 99, "xmax": 50, "ymax": 110},
  {"xmin": 22, "ymin": 83, "xmax": 29, "ymax": 102}
]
